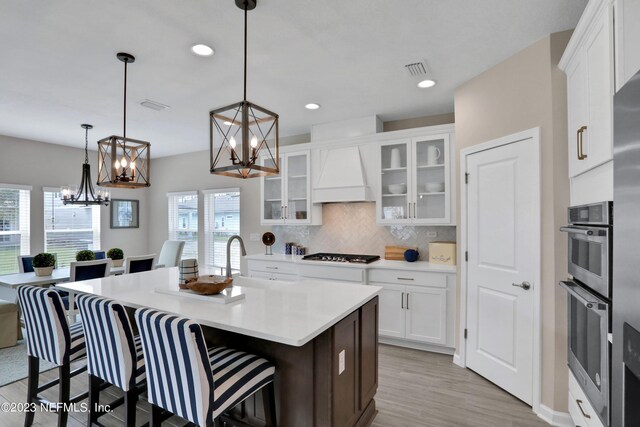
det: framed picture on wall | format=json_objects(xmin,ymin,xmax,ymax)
[{"xmin": 110, "ymin": 199, "xmax": 139, "ymax": 229}]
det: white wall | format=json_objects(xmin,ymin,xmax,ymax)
[{"xmin": 0, "ymin": 135, "xmax": 150, "ymax": 259}]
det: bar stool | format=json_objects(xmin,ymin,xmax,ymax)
[
  {"xmin": 76, "ymin": 294, "xmax": 146, "ymax": 427},
  {"xmin": 135, "ymin": 308, "xmax": 277, "ymax": 427},
  {"xmin": 17, "ymin": 285, "xmax": 88, "ymax": 427}
]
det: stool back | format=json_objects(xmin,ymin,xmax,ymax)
[
  {"xmin": 76, "ymin": 294, "xmax": 140, "ymax": 391},
  {"xmin": 135, "ymin": 308, "xmax": 214, "ymax": 426},
  {"xmin": 18, "ymin": 286, "xmax": 73, "ymax": 365}
]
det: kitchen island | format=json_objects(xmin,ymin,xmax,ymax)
[{"xmin": 56, "ymin": 268, "xmax": 381, "ymax": 427}]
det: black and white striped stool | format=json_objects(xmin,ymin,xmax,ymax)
[
  {"xmin": 17, "ymin": 285, "xmax": 88, "ymax": 427},
  {"xmin": 135, "ymin": 308, "xmax": 277, "ymax": 427},
  {"xmin": 76, "ymin": 294, "xmax": 146, "ymax": 427}
]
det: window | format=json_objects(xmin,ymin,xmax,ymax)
[
  {"xmin": 204, "ymin": 188, "xmax": 240, "ymax": 275},
  {"xmin": 43, "ymin": 188, "xmax": 100, "ymax": 268},
  {"xmin": 0, "ymin": 184, "xmax": 31, "ymax": 275},
  {"xmin": 168, "ymin": 191, "xmax": 198, "ymax": 260}
]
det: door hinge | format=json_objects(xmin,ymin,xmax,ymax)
[
  {"xmin": 465, "ymin": 251, "xmax": 468, "ymax": 262},
  {"xmin": 464, "ymin": 329, "xmax": 468, "ymax": 339},
  {"xmin": 465, "ymin": 172, "xmax": 469, "ymax": 184}
]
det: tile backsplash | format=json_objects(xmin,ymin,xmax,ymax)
[{"xmin": 271, "ymin": 202, "xmax": 456, "ymax": 260}]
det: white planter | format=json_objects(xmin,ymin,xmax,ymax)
[
  {"xmin": 34, "ymin": 266, "xmax": 54, "ymax": 277},
  {"xmin": 111, "ymin": 259, "xmax": 124, "ymax": 268}
]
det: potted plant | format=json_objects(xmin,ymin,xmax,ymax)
[
  {"xmin": 76, "ymin": 250, "xmax": 96, "ymax": 262},
  {"xmin": 32, "ymin": 253, "xmax": 56, "ymax": 277},
  {"xmin": 107, "ymin": 248, "xmax": 124, "ymax": 267}
]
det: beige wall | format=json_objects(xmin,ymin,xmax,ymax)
[
  {"xmin": 453, "ymin": 31, "xmax": 572, "ymax": 411},
  {"xmin": 383, "ymin": 113, "xmax": 455, "ymax": 132},
  {"xmin": 0, "ymin": 135, "xmax": 150, "ymax": 259}
]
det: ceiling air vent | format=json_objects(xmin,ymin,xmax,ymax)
[
  {"xmin": 140, "ymin": 99, "xmax": 170, "ymax": 111},
  {"xmin": 404, "ymin": 62, "xmax": 427, "ymax": 77}
]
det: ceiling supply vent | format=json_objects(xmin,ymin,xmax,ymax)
[
  {"xmin": 404, "ymin": 62, "xmax": 428, "ymax": 77},
  {"xmin": 140, "ymin": 99, "xmax": 170, "ymax": 111}
]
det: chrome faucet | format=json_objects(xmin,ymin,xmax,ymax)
[{"xmin": 226, "ymin": 235, "xmax": 247, "ymax": 278}]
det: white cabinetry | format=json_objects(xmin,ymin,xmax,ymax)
[
  {"xmin": 568, "ymin": 371, "xmax": 605, "ymax": 427},
  {"xmin": 260, "ymin": 150, "xmax": 321, "ymax": 225},
  {"xmin": 560, "ymin": 0, "xmax": 614, "ymax": 178},
  {"xmin": 377, "ymin": 133, "xmax": 454, "ymax": 225},
  {"xmin": 614, "ymin": 0, "xmax": 640, "ymax": 91},
  {"xmin": 370, "ymin": 268, "xmax": 453, "ymax": 348}
]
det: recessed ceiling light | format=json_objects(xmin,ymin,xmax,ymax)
[
  {"xmin": 191, "ymin": 44, "xmax": 214, "ymax": 57},
  {"xmin": 417, "ymin": 79, "xmax": 436, "ymax": 88},
  {"xmin": 305, "ymin": 103, "xmax": 321, "ymax": 110}
]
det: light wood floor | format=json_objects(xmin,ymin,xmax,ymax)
[{"xmin": 0, "ymin": 344, "xmax": 549, "ymax": 427}]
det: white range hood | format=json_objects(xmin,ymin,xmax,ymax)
[{"xmin": 313, "ymin": 146, "xmax": 373, "ymax": 203}]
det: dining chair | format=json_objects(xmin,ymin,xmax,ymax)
[
  {"xmin": 135, "ymin": 308, "xmax": 277, "ymax": 427},
  {"xmin": 125, "ymin": 254, "xmax": 157, "ymax": 274},
  {"xmin": 76, "ymin": 294, "xmax": 146, "ymax": 427},
  {"xmin": 17, "ymin": 285, "xmax": 87, "ymax": 427},
  {"xmin": 93, "ymin": 250, "xmax": 106, "ymax": 260},
  {"xmin": 156, "ymin": 240, "xmax": 185, "ymax": 268},
  {"xmin": 18, "ymin": 254, "xmax": 58, "ymax": 273},
  {"xmin": 70, "ymin": 259, "xmax": 111, "ymax": 282}
]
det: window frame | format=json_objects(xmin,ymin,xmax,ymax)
[
  {"xmin": 203, "ymin": 188, "xmax": 241, "ymax": 275},
  {"xmin": 0, "ymin": 183, "xmax": 31, "ymax": 275},
  {"xmin": 167, "ymin": 190, "xmax": 199, "ymax": 261}
]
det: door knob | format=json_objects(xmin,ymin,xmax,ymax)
[{"xmin": 512, "ymin": 281, "xmax": 531, "ymax": 290}]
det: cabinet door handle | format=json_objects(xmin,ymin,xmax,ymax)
[
  {"xmin": 401, "ymin": 292, "xmax": 405, "ymax": 309},
  {"xmin": 406, "ymin": 293, "xmax": 410, "ymax": 310},
  {"xmin": 413, "ymin": 202, "xmax": 416, "ymax": 219},
  {"xmin": 408, "ymin": 202, "xmax": 411, "ymax": 219},
  {"xmin": 576, "ymin": 399, "xmax": 591, "ymax": 419},
  {"xmin": 284, "ymin": 205, "xmax": 288, "ymax": 219},
  {"xmin": 577, "ymin": 126, "xmax": 587, "ymax": 160},
  {"xmin": 280, "ymin": 205, "xmax": 284, "ymax": 220},
  {"xmin": 397, "ymin": 277, "xmax": 415, "ymax": 281}
]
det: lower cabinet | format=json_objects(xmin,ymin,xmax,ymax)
[
  {"xmin": 568, "ymin": 371, "xmax": 605, "ymax": 427},
  {"xmin": 377, "ymin": 283, "xmax": 448, "ymax": 346}
]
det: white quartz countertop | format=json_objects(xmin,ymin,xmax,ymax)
[
  {"xmin": 246, "ymin": 254, "xmax": 457, "ymax": 274},
  {"xmin": 56, "ymin": 268, "xmax": 381, "ymax": 347}
]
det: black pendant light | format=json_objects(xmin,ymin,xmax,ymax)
[
  {"xmin": 61, "ymin": 124, "xmax": 110, "ymax": 206},
  {"xmin": 97, "ymin": 52, "xmax": 151, "ymax": 189},
  {"xmin": 209, "ymin": 0, "xmax": 279, "ymax": 179}
]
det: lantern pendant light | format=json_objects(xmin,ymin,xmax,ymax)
[
  {"xmin": 61, "ymin": 124, "xmax": 110, "ymax": 206},
  {"xmin": 97, "ymin": 52, "xmax": 151, "ymax": 188},
  {"xmin": 209, "ymin": 0, "xmax": 279, "ymax": 179}
]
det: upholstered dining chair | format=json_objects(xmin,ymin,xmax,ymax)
[
  {"xmin": 69, "ymin": 259, "xmax": 111, "ymax": 282},
  {"xmin": 76, "ymin": 294, "xmax": 146, "ymax": 426},
  {"xmin": 17, "ymin": 285, "xmax": 87, "ymax": 427},
  {"xmin": 156, "ymin": 240, "xmax": 185, "ymax": 268},
  {"xmin": 135, "ymin": 308, "xmax": 277, "ymax": 427},
  {"xmin": 124, "ymin": 254, "xmax": 157, "ymax": 274},
  {"xmin": 93, "ymin": 250, "xmax": 106, "ymax": 260}
]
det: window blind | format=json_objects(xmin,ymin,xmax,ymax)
[
  {"xmin": 204, "ymin": 188, "xmax": 240, "ymax": 275},
  {"xmin": 0, "ymin": 184, "xmax": 31, "ymax": 275},
  {"xmin": 43, "ymin": 188, "xmax": 100, "ymax": 268},
  {"xmin": 167, "ymin": 191, "xmax": 198, "ymax": 260}
]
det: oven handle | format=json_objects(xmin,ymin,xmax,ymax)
[
  {"xmin": 559, "ymin": 281, "xmax": 608, "ymax": 311},
  {"xmin": 559, "ymin": 226, "xmax": 594, "ymax": 236}
]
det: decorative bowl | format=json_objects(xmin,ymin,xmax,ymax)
[
  {"xmin": 388, "ymin": 183, "xmax": 407, "ymax": 194},
  {"xmin": 184, "ymin": 275, "xmax": 233, "ymax": 295},
  {"xmin": 425, "ymin": 182, "xmax": 445, "ymax": 193}
]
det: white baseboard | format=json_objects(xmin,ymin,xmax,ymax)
[
  {"xmin": 536, "ymin": 403, "xmax": 572, "ymax": 427},
  {"xmin": 452, "ymin": 352, "xmax": 465, "ymax": 368},
  {"xmin": 378, "ymin": 337, "xmax": 455, "ymax": 355}
]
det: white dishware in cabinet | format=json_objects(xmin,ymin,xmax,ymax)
[
  {"xmin": 377, "ymin": 134, "xmax": 453, "ymax": 225},
  {"xmin": 261, "ymin": 150, "xmax": 321, "ymax": 225}
]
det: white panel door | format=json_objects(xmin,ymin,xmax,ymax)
[
  {"xmin": 377, "ymin": 283, "xmax": 405, "ymax": 338},
  {"xmin": 466, "ymin": 137, "xmax": 538, "ymax": 404},
  {"xmin": 404, "ymin": 286, "xmax": 447, "ymax": 345}
]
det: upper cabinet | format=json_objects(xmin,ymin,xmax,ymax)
[
  {"xmin": 560, "ymin": 0, "xmax": 614, "ymax": 178},
  {"xmin": 260, "ymin": 150, "xmax": 322, "ymax": 225},
  {"xmin": 614, "ymin": 0, "xmax": 640, "ymax": 91},
  {"xmin": 377, "ymin": 133, "xmax": 454, "ymax": 225}
]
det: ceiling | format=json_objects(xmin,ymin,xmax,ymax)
[{"xmin": 0, "ymin": 0, "xmax": 587, "ymax": 157}]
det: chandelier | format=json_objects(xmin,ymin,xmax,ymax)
[
  {"xmin": 61, "ymin": 124, "xmax": 110, "ymax": 206},
  {"xmin": 97, "ymin": 53, "xmax": 151, "ymax": 188},
  {"xmin": 209, "ymin": 0, "xmax": 279, "ymax": 179}
]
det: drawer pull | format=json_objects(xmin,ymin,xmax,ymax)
[
  {"xmin": 401, "ymin": 292, "xmax": 405, "ymax": 309},
  {"xmin": 576, "ymin": 399, "xmax": 591, "ymax": 419},
  {"xmin": 397, "ymin": 277, "xmax": 414, "ymax": 281},
  {"xmin": 266, "ymin": 266, "xmax": 279, "ymax": 270}
]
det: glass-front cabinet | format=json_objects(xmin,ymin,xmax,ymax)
[
  {"xmin": 261, "ymin": 150, "xmax": 315, "ymax": 225},
  {"xmin": 377, "ymin": 134, "xmax": 452, "ymax": 225}
]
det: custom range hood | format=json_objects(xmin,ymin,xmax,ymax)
[{"xmin": 313, "ymin": 145, "xmax": 373, "ymax": 203}]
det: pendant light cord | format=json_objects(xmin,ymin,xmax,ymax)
[
  {"xmin": 123, "ymin": 59, "xmax": 128, "ymax": 142},
  {"xmin": 243, "ymin": 1, "xmax": 248, "ymax": 101},
  {"xmin": 84, "ymin": 127, "xmax": 89, "ymax": 164}
]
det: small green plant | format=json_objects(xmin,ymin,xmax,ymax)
[
  {"xmin": 107, "ymin": 248, "xmax": 124, "ymax": 260},
  {"xmin": 33, "ymin": 253, "xmax": 56, "ymax": 268},
  {"xmin": 76, "ymin": 250, "xmax": 96, "ymax": 262}
]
